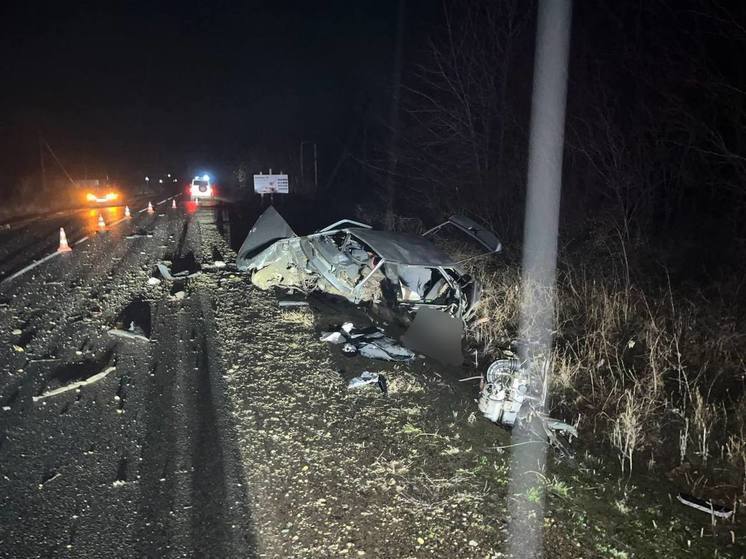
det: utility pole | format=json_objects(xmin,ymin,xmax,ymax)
[
  {"xmin": 39, "ymin": 135, "xmax": 47, "ymax": 191},
  {"xmin": 384, "ymin": 0, "xmax": 406, "ymax": 229},
  {"xmin": 300, "ymin": 141, "xmax": 305, "ymax": 188},
  {"xmin": 313, "ymin": 142, "xmax": 318, "ymax": 196},
  {"xmin": 300, "ymin": 140, "xmax": 319, "ymax": 196},
  {"xmin": 40, "ymin": 137, "xmax": 75, "ymax": 185},
  {"xmin": 508, "ymin": 1, "xmax": 572, "ymax": 558}
]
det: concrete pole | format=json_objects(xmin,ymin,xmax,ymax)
[
  {"xmin": 313, "ymin": 142, "xmax": 318, "ymax": 195},
  {"xmin": 508, "ymin": 1, "xmax": 572, "ymax": 558}
]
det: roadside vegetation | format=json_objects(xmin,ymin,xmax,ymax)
[{"xmin": 463, "ymin": 235, "xmax": 746, "ymax": 509}]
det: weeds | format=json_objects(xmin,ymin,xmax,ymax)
[
  {"xmin": 692, "ymin": 390, "xmax": 714, "ymax": 464},
  {"xmin": 611, "ymin": 390, "xmax": 644, "ymax": 474},
  {"xmin": 280, "ymin": 309, "xmax": 314, "ymax": 327},
  {"xmin": 459, "ymin": 238, "xmax": 746, "ymax": 498}
]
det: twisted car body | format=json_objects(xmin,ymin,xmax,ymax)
[{"xmin": 236, "ymin": 207, "xmax": 501, "ymax": 322}]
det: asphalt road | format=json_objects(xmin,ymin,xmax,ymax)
[{"xmin": 0, "ymin": 197, "xmax": 256, "ymax": 558}]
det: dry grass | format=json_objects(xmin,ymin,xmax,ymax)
[
  {"xmin": 280, "ymin": 308, "xmax": 315, "ymax": 327},
  {"xmin": 460, "ymin": 241, "xmax": 746, "ymax": 497}
]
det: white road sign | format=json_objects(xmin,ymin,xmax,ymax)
[{"xmin": 253, "ymin": 174, "xmax": 289, "ymax": 194}]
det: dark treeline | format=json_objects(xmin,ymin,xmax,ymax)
[{"xmin": 336, "ymin": 0, "xmax": 746, "ymax": 278}]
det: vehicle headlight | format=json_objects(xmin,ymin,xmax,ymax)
[{"xmin": 86, "ymin": 193, "xmax": 96, "ymax": 202}]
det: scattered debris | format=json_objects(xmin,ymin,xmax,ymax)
[
  {"xmin": 156, "ymin": 262, "xmax": 173, "ymax": 278},
  {"xmin": 202, "ymin": 260, "xmax": 229, "ymax": 271},
  {"xmin": 147, "ymin": 277, "xmax": 161, "ymax": 286},
  {"xmin": 320, "ymin": 331, "xmax": 346, "ymax": 344},
  {"xmin": 126, "ymin": 228, "xmax": 154, "ymax": 239},
  {"xmin": 156, "ymin": 262, "xmax": 200, "ymax": 280},
  {"xmin": 39, "ymin": 471, "xmax": 61, "ymax": 488},
  {"xmin": 34, "ymin": 366, "xmax": 116, "ymax": 401},
  {"xmin": 112, "ymin": 300, "xmax": 151, "ymax": 340},
  {"xmin": 348, "ymin": 371, "xmax": 388, "ymax": 395},
  {"xmin": 278, "ymin": 300, "xmax": 309, "ymax": 308},
  {"xmin": 321, "ymin": 322, "xmax": 415, "ymax": 362},
  {"xmin": 479, "ymin": 358, "xmax": 534, "ymax": 426},
  {"xmin": 677, "ymin": 493, "xmax": 734, "ymax": 519},
  {"xmin": 108, "ymin": 324, "xmax": 149, "ymax": 343},
  {"xmin": 236, "ymin": 207, "xmax": 500, "ymax": 322},
  {"xmin": 479, "ymin": 357, "xmax": 577, "ymax": 453}
]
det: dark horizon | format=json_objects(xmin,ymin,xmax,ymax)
[{"xmin": 1, "ymin": 1, "xmax": 432, "ymax": 185}]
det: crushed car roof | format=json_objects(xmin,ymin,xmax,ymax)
[{"xmin": 345, "ymin": 228, "xmax": 457, "ymax": 267}]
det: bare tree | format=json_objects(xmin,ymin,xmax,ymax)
[{"xmin": 396, "ymin": 0, "xmax": 531, "ymax": 219}]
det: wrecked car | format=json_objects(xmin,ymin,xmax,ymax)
[{"xmin": 235, "ymin": 207, "xmax": 501, "ymax": 322}]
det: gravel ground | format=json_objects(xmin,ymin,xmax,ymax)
[{"xmin": 0, "ymin": 202, "xmax": 255, "ymax": 558}]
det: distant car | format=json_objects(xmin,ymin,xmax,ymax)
[
  {"xmin": 190, "ymin": 175, "xmax": 213, "ymax": 200},
  {"xmin": 84, "ymin": 184, "xmax": 122, "ymax": 206}
]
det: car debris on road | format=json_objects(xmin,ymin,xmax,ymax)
[
  {"xmin": 347, "ymin": 371, "xmax": 388, "ymax": 395},
  {"xmin": 108, "ymin": 321, "xmax": 149, "ymax": 342},
  {"xmin": 126, "ymin": 228, "xmax": 154, "ymax": 239},
  {"xmin": 156, "ymin": 261, "xmax": 201, "ymax": 281},
  {"xmin": 321, "ymin": 322, "xmax": 415, "ymax": 362},
  {"xmin": 479, "ymin": 357, "xmax": 578, "ymax": 453},
  {"xmin": 278, "ymin": 300, "xmax": 310, "ymax": 308},
  {"xmin": 202, "ymin": 260, "xmax": 227, "ymax": 270}
]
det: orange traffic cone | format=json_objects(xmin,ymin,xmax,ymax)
[
  {"xmin": 172, "ymin": 199, "xmax": 177, "ymax": 209},
  {"xmin": 57, "ymin": 227, "xmax": 72, "ymax": 253},
  {"xmin": 97, "ymin": 214, "xmax": 106, "ymax": 230},
  {"xmin": 125, "ymin": 206, "xmax": 131, "ymax": 218},
  {"xmin": 147, "ymin": 202, "xmax": 154, "ymax": 213}
]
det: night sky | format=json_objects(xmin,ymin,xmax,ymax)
[{"xmin": 1, "ymin": 1, "xmax": 430, "ymax": 186}]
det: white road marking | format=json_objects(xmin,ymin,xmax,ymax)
[
  {"xmin": 0, "ymin": 194, "xmax": 182, "ymax": 285},
  {"xmin": 1, "ymin": 251, "xmax": 63, "ymax": 284}
]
